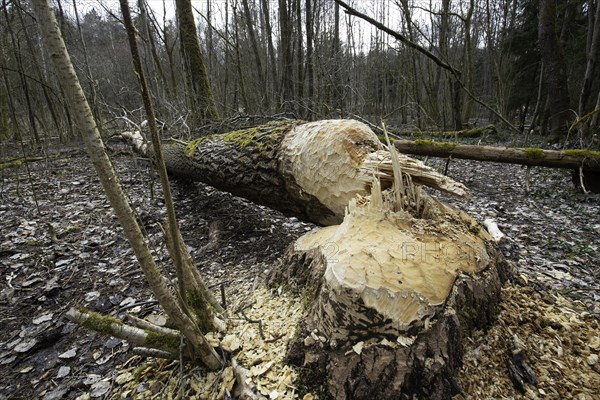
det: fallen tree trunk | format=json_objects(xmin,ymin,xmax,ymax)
[
  {"xmin": 393, "ymin": 139, "xmax": 600, "ymax": 172},
  {"xmin": 124, "ymin": 119, "xmax": 469, "ymax": 225},
  {"xmin": 402, "ymin": 124, "xmax": 497, "ymax": 138},
  {"xmin": 394, "ymin": 139, "xmax": 600, "ymax": 193}
]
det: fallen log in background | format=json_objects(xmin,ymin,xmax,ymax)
[
  {"xmin": 394, "ymin": 139, "xmax": 600, "ymax": 193},
  {"xmin": 402, "ymin": 124, "xmax": 497, "ymax": 138},
  {"xmin": 123, "ymin": 119, "xmax": 470, "ymax": 225},
  {"xmin": 393, "ymin": 139, "xmax": 600, "ymax": 171}
]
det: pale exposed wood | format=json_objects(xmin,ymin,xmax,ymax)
[
  {"xmin": 270, "ymin": 158, "xmax": 509, "ymax": 398},
  {"xmin": 393, "ymin": 139, "xmax": 600, "ymax": 171},
  {"xmin": 274, "ymin": 186, "xmax": 509, "ymax": 398}
]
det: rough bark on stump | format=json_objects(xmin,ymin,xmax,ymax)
[
  {"xmin": 123, "ymin": 119, "xmax": 470, "ymax": 225},
  {"xmin": 270, "ymin": 184, "xmax": 511, "ymax": 399}
]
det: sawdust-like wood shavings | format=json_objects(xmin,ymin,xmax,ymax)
[
  {"xmin": 106, "ymin": 288, "xmax": 305, "ymax": 399},
  {"xmin": 454, "ymin": 283, "xmax": 600, "ymax": 400},
  {"xmin": 228, "ymin": 288, "xmax": 304, "ymax": 399}
]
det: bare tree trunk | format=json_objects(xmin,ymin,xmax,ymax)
[
  {"xmin": 240, "ymin": 0, "xmax": 268, "ymax": 108},
  {"xmin": 3, "ymin": 3, "xmax": 41, "ymax": 146},
  {"xmin": 399, "ymin": 0, "xmax": 422, "ymax": 128},
  {"xmin": 278, "ymin": 0, "xmax": 294, "ymax": 106},
  {"xmin": 578, "ymin": 0, "xmax": 600, "ymax": 123},
  {"xmin": 538, "ymin": 0, "xmax": 571, "ymax": 137},
  {"xmin": 294, "ymin": 0, "xmax": 304, "ymax": 103},
  {"xmin": 15, "ymin": 0, "xmax": 62, "ymax": 140},
  {"xmin": 305, "ymin": 0, "xmax": 315, "ymax": 117},
  {"xmin": 232, "ymin": 1, "xmax": 250, "ymax": 112},
  {"xmin": 138, "ymin": 0, "xmax": 170, "ymax": 100},
  {"xmin": 461, "ymin": 0, "xmax": 475, "ymax": 124},
  {"xmin": 260, "ymin": 0, "xmax": 278, "ymax": 98},
  {"xmin": 175, "ymin": 0, "xmax": 220, "ymax": 122},
  {"xmin": 31, "ymin": 0, "xmax": 222, "ymax": 370},
  {"xmin": 72, "ymin": 0, "xmax": 101, "ymax": 131},
  {"xmin": 333, "ymin": 1, "xmax": 343, "ymax": 114}
]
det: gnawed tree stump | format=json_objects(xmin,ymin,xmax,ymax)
[
  {"xmin": 123, "ymin": 119, "xmax": 469, "ymax": 225},
  {"xmin": 270, "ymin": 176, "xmax": 511, "ymax": 399}
]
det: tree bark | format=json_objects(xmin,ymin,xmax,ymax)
[
  {"xmin": 305, "ymin": 0, "xmax": 315, "ymax": 117},
  {"xmin": 260, "ymin": 0, "xmax": 278, "ymax": 97},
  {"xmin": 461, "ymin": 0, "xmax": 475, "ymax": 124},
  {"xmin": 393, "ymin": 139, "xmax": 600, "ymax": 172},
  {"xmin": 123, "ymin": 119, "xmax": 470, "ymax": 225},
  {"xmin": 538, "ymin": 0, "xmax": 571, "ymax": 137},
  {"xmin": 240, "ymin": 0, "xmax": 268, "ymax": 108},
  {"xmin": 578, "ymin": 0, "xmax": 600, "ymax": 121},
  {"xmin": 278, "ymin": 0, "xmax": 294, "ymax": 105},
  {"xmin": 175, "ymin": 0, "xmax": 220, "ymax": 122},
  {"xmin": 269, "ymin": 170, "xmax": 511, "ymax": 399}
]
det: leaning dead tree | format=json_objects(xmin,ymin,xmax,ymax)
[{"xmin": 123, "ymin": 119, "xmax": 469, "ymax": 225}]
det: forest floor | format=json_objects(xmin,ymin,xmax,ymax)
[{"xmin": 0, "ymin": 136, "xmax": 599, "ymax": 400}]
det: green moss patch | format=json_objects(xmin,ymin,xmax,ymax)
[
  {"xmin": 185, "ymin": 136, "xmax": 212, "ymax": 157},
  {"xmin": 0, "ymin": 159, "xmax": 24, "ymax": 171},
  {"xmin": 562, "ymin": 149, "xmax": 600, "ymax": 158},
  {"xmin": 78, "ymin": 308, "xmax": 123, "ymax": 335},
  {"xmin": 184, "ymin": 120, "xmax": 297, "ymax": 158},
  {"xmin": 145, "ymin": 330, "xmax": 180, "ymax": 351},
  {"xmin": 525, "ymin": 148, "xmax": 545, "ymax": 159},
  {"xmin": 415, "ymin": 139, "xmax": 457, "ymax": 150}
]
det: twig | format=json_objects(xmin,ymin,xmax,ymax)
[
  {"xmin": 443, "ymin": 155, "xmax": 452, "ymax": 176},
  {"xmin": 237, "ymin": 305, "xmax": 264, "ymax": 340},
  {"xmin": 578, "ymin": 167, "xmax": 590, "ymax": 194},
  {"xmin": 220, "ymin": 284, "xmax": 227, "ymax": 310},
  {"xmin": 264, "ymin": 332, "xmax": 286, "ymax": 343},
  {"xmin": 127, "ymin": 315, "xmax": 180, "ymax": 336},
  {"xmin": 231, "ymin": 358, "xmax": 266, "ymax": 400},
  {"xmin": 133, "ymin": 346, "xmax": 178, "ymax": 360}
]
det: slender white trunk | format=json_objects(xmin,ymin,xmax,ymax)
[{"xmin": 31, "ymin": 0, "xmax": 222, "ymax": 370}]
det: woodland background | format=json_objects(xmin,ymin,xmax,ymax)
[{"xmin": 1, "ymin": 0, "xmax": 599, "ymax": 146}]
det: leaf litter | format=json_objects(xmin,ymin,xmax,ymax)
[{"xmin": 0, "ymin": 148, "xmax": 598, "ymax": 399}]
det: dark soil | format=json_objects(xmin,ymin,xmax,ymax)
[
  {"xmin": 0, "ymin": 147, "xmax": 310, "ymax": 400},
  {"xmin": 0, "ymin": 140, "xmax": 598, "ymax": 399}
]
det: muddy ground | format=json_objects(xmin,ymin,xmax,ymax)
[{"xmin": 0, "ymin": 138, "xmax": 599, "ymax": 399}]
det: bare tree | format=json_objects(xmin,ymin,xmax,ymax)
[
  {"xmin": 31, "ymin": 0, "xmax": 222, "ymax": 369},
  {"xmin": 175, "ymin": 0, "xmax": 220, "ymax": 122},
  {"xmin": 240, "ymin": 0, "xmax": 268, "ymax": 108},
  {"xmin": 578, "ymin": 0, "xmax": 600, "ymax": 135},
  {"xmin": 278, "ymin": 0, "xmax": 294, "ymax": 106},
  {"xmin": 539, "ymin": 0, "xmax": 572, "ymax": 137}
]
